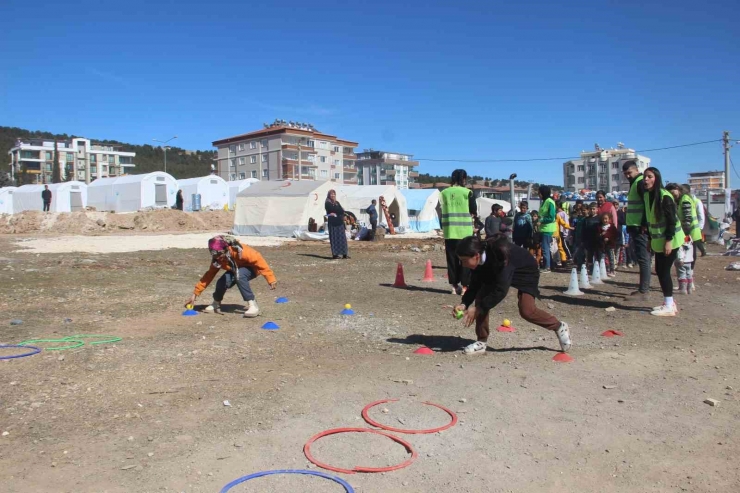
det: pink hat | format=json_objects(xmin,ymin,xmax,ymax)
[{"xmin": 208, "ymin": 237, "xmax": 228, "ymax": 255}]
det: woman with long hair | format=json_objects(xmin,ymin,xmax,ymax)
[
  {"xmin": 643, "ymin": 167, "xmax": 683, "ymax": 316},
  {"xmin": 325, "ymin": 189, "xmax": 349, "ymax": 259},
  {"xmin": 452, "ymin": 234, "xmax": 571, "ymax": 355}
]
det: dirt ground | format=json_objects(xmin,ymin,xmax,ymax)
[{"xmin": 1, "ymin": 231, "xmax": 739, "ymax": 493}]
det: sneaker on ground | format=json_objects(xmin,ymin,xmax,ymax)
[
  {"xmin": 243, "ymin": 300, "xmax": 259, "ymax": 318},
  {"xmin": 539, "ymin": 268, "xmax": 551, "ymax": 274},
  {"xmin": 556, "ymin": 322, "xmax": 571, "ymax": 352},
  {"xmin": 650, "ymin": 304, "xmax": 677, "ymax": 316},
  {"xmin": 462, "ymin": 341, "xmax": 487, "ymax": 355},
  {"xmin": 204, "ymin": 301, "xmax": 221, "ymax": 314}
]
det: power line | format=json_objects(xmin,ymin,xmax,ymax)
[{"xmin": 414, "ymin": 138, "xmax": 723, "ymax": 164}]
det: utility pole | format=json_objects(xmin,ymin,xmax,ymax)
[
  {"xmin": 297, "ymin": 143, "xmax": 302, "ymax": 181},
  {"xmin": 153, "ymin": 136, "xmax": 178, "ymax": 174},
  {"xmin": 723, "ymin": 130, "xmax": 731, "ymax": 215}
]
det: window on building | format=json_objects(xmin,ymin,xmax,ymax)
[
  {"xmin": 45, "ymin": 164, "xmax": 52, "ymax": 171},
  {"xmin": 66, "ymin": 153, "xmax": 74, "ymax": 162},
  {"xmin": 334, "ymin": 159, "xmax": 340, "ymax": 166},
  {"xmin": 577, "ymin": 177, "xmax": 584, "ymax": 184},
  {"xmin": 230, "ymin": 159, "xmax": 236, "ymax": 168},
  {"xmin": 238, "ymin": 143, "xmax": 245, "ymax": 151},
  {"xmin": 229, "ymin": 145, "xmax": 236, "ymax": 154},
  {"xmin": 239, "ymin": 172, "xmax": 246, "ymax": 180},
  {"xmin": 320, "ymin": 156, "xmax": 327, "ymax": 163},
  {"xmin": 262, "ymin": 169, "xmax": 268, "ymax": 178},
  {"xmin": 612, "ymin": 173, "xmax": 620, "ymax": 181},
  {"xmin": 577, "ymin": 165, "xmax": 584, "ymax": 171},
  {"xmin": 320, "ymin": 169, "xmax": 328, "ymax": 178},
  {"xmin": 334, "ymin": 173, "xmax": 340, "ymax": 179},
  {"xmin": 250, "ymin": 170, "xmax": 257, "ymax": 178},
  {"xmin": 318, "ymin": 141, "xmax": 328, "ymax": 149},
  {"xmin": 237, "ymin": 157, "xmax": 244, "ymax": 165},
  {"xmin": 90, "ymin": 154, "xmax": 97, "ymax": 163},
  {"xmin": 91, "ymin": 165, "xmax": 97, "ymax": 174},
  {"xmin": 306, "ymin": 140, "xmax": 315, "ymax": 148},
  {"xmin": 250, "ymin": 141, "xmax": 257, "ymax": 149},
  {"xmin": 231, "ymin": 173, "xmax": 237, "ymax": 181},
  {"xmin": 45, "ymin": 151, "xmax": 52, "ymax": 160},
  {"xmin": 250, "ymin": 156, "xmax": 257, "ymax": 164},
  {"xmin": 261, "ymin": 154, "xmax": 267, "ymax": 163},
  {"xmin": 260, "ymin": 139, "xmax": 268, "ymax": 149},
  {"xmin": 333, "ymin": 146, "xmax": 340, "ymax": 152},
  {"xmin": 612, "ymin": 163, "xmax": 619, "ymax": 169}
]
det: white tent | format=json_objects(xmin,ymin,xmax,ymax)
[
  {"xmin": 0, "ymin": 187, "xmax": 17, "ymax": 214},
  {"xmin": 476, "ymin": 197, "xmax": 511, "ymax": 216},
  {"xmin": 334, "ymin": 185, "xmax": 409, "ymax": 230},
  {"xmin": 401, "ymin": 188, "xmax": 440, "ymax": 232},
  {"xmin": 13, "ymin": 181, "xmax": 88, "ymax": 213},
  {"xmin": 228, "ymin": 178, "xmax": 260, "ymax": 209},
  {"xmin": 177, "ymin": 175, "xmax": 229, "ymax": 211},
  {"xmin": 88, "ymin": 172, "xmax": 178, "ymax": 212},
  {"xmin": 233, "ymin": 180, "xmax": 334, "ymax": 236}
]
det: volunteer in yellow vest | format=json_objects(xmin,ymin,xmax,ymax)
[
  {"xmin": 683, "ymin": 183, "xmax": 707, "ymax": 257},
  {"xmin": 440, "ymin": 169, "xmax": 478, "ymax": 295},
  {"xmin": 666, "ymin": 183, "xmax": 702, "ymax": 293},
  {"xmin": 537, "ymin": 185, "xmax": 557, "ymax": 273},
  {"xmin": 643, "ymin": 167, "xmax": 683, "ymax": 317},
  {"xmin": 622, "ymin": 160, "xmax": 651, "ymax": 298}
]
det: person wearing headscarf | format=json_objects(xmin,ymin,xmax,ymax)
[
  {"xmin": 325, "ymin": 189, "xmax": 349, "ymax": 259},
  {"xmin": 185, "ymin": 235, "xmax": 277, "ymax": 318}
]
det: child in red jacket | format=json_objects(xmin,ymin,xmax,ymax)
[{"xmin": 597, "ymin": 213, "xmax": 618, "ymax": 277}]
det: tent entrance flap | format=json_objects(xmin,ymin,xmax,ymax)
[
  {"xmin": 155, "ymin": 184, "xmax": 167, "ymax": 205},
  {"xmin": 70, "ymin": 192, "xmax": 83, "ymax": 212}
]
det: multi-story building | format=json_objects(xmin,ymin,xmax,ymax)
[
  {"xmin": 688, "ymin": 171, "xmax": 725, "ymax": 191},
  {"xmin": 8, "ymin": 137, "xmax": 136, "ymax": 184},
  {"xmin": 212, "ymin": 120, "xmax": 359, "ymax": 184},
  {"xmin": 354, "ymin": 149, "xmax": 419, "ymax": 189},
  {"xmin": 563, "ymin": 143, "xmax": 650, "ymax": 193}
]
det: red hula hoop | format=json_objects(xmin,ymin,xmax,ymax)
[
  {"xmin": 361, "ymin": 399, "xmax": 458, "ymax": 434},
  {"xmin": 303, "ymin": 427, "xmax": 417, "ymax": 474}
]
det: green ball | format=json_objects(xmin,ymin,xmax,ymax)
[{"xmin": 455, "ymin": 310, "xmax": 464, "ymax": 319}]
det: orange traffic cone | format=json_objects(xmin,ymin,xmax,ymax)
[
  {"xmin": 393, "ymin": 263, "xmax": 408, "ymax": 288},
  {"xmin": 422, "ymin": 260, "xmax": 435, "ymax": 282}
]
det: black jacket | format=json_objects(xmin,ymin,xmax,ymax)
[
  {"xmin": 42, "ymin": 189, "xmax": 52, "ymax": 202},
  {"xmin": 325, "ymin": 200, "xmax": 345, "ymax": 226}
]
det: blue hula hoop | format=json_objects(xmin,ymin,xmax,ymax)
[
  {"xmin": 220, "ymin": 469, "xmax": 354, "ymax": 493},
  {"xmin": 0, "ymin": 344, "xmax": 42, "ymax": 360}
]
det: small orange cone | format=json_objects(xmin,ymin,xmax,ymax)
[
  {"xmin": 552, "ymin": 353, "xmax": 573, "ymax": 363},
  {"xmin": 413, "ymin": 346, "xmax": 434, "ymax": 355},
  {"xmin": 393, "ymin": 263, "xmax": 408, "ymax": 288},
  {"xmin": 422, "ymin": 260, "xmax": 435, "ymax": 282}
]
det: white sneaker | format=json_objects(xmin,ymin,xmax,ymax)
[
  {"xmin": 243, "ymin": 300, "xmax": 259, "ymax": 318},
  {"xmin": 462, "ymin": 341, "xmax": 487, "ymax": 355},
  {"xmin": 650, "ymin": 304, "xmax": 677, "ymax": 316},
  {"xmin": 204, "ymin": 301, "xmax": 221, "ymax": 314},
  {"xmin": 556, "ymin": 322, "xmax": 571, "ymax": 352}
]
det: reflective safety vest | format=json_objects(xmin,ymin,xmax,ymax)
[
  {"xmin": 440, "ymin": 186, "xmax": 473, "ymax": 240},
  {"xmin": 626, "ymin": 174, "xmax": 645, "ymax": 227},
  {"xmin": 645, "ymin": 189, "xmax": 683, "ymax": 252},
  {"xmin": 680, "ymin": 195, "xmax": 703, "ymax": 241},
  {"xmin": 538, "ymin": 197, "xmax": 557, "ymax": 234}
]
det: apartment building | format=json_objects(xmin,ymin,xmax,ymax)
[
  {"xmin": 8, "ymin": 137, "xmax": 136, "ymax": 184},
  {"xmin": 563, "ymin": 143, "xmax": 650, "ymax": 193},
  {"xmin": 688, "ymin": 170, "xmax": 725, "ymax": 191},
  {"xmin": 354, "ymin": 149, "xmax": 419, "ymax": 189},
  {"xmin": 212, "ymin": 121, "xmax": 359, "ymax": 184}
]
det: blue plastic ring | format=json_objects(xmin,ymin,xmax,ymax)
[
  {"xmin": 220, "ymin": 469, "xmax": 354, "ymax": 493},
  {"xmin": 0, "ymin": 344, "xmax": 42, "ymax": 360}
]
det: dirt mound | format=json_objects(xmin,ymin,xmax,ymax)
[{"xmin": 0, "ymin": 209, "xmax": 234, "ymax": 235}]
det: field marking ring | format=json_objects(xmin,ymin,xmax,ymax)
[
  {"xmin": 63, "ymin": 335, "xmax": 122, "ymax": 345},
  {"xmin": 361, "ymin": 399, "xmax": 458, "ymax": 434},
  {"xmin": 18, "ymin": 339, "xmax": 85, "ymax": 351},
  {"xmin": 220, "ymin": 469, "xmax": 354, "ymax": 493},
  {"xmin": 303, "ymin": 427, "xmax": 417, "ymax": 474},
  {"xmin": 0, "ymin": 344, "xmax": 42, "ymax": 360}
]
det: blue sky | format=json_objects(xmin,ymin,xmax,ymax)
[{"xmin": 1, "ymin": 0, "xmax": 738, "ymax": 185}]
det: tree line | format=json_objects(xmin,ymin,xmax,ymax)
[{"xmin": 415, "ymin": 172, "xmax": 559, "ymax": 190}]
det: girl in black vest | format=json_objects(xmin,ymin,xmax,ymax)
[{"xmin": 453, "ymin": 234, "xmax": 572, "ymax": 355}]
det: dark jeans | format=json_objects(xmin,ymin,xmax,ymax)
[
  {"xmin": 655, "ymin": 250, "xmax": 678, "ymax": 297},
  {"xmin": 445, "ymin": 239, "xmax": 470, "ymax": 287},
  {"xmin": 369, "ymin": 219, "xmax": 377, "ymax": 241},
  {"xmin": 629, "ymin": 228, "xmax": 651, "ymax": 293},
  {"xmin": 213, "ymin": 267, "xmax": 256, "ymax": 302},
  {"xmin": 574, "ymin": 246, "xmax": 592, "ymax": 270},
  {"xmin": 541, "ymin": 233, "xmax": 553, "ymax": 269},
  {"xmin": 43, "ymin": 202, "xmax": 50, "ymax": 212}
]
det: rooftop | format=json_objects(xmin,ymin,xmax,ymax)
[
  {"xmin": 212, "ymin": 125, "xmax": 358, "ymax": 147},
  {"xmin": 688, "ymin": 170, "xmax": 724, "ymax": 177}
]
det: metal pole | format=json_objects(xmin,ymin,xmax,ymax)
[
  {"xmin": 298, "ymin": 143, "xmax": 302, "ymax": 181},
  {"xmin": 723, "ymin": 130, "xmax": 731, "ymax": 215},
  {"xmin": 164, "ymin": 147, "xmax": 167, "ymax": 174}
]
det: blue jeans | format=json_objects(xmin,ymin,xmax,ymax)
[
  {"xmin": 541, "ymin": 233, "xmax": 553, "ymax": 269},
  {"xmin": 214, "ymin": 267, "xmax": 256, "ymax": 302}
]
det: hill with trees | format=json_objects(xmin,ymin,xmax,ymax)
[
  {"xmin": 1, "ymin": 126, "xmax": 215, "ymax": 184},
  {"xmin": 415, "ymin": 172, "xmax": 559, "ymax": 191}
]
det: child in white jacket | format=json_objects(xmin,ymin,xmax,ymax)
[{"xmin": 675, "ymin": 235, "xmax": 694, "ymax": 294}]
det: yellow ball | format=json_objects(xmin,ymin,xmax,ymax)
[
  {"xmin": 503, "ymin": 319, "xmax": 511, "ymax": 327},
  {"xmin": 344, "ymin": 303, "xmax": 352, "ymax": 309},
  {"xmin": 186, "ymin": 304, "xmax": 194, "ymax": 310}
]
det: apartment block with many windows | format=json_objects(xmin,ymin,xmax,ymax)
[
  {"xmin": 688, "ymin": 170, "xmax": 725, "ymax": 191},
  {"xmin": 212, "ymin": 122, "xmax": 359, "ymax": 184},
  {"xmin": 562, "ymin": 143, "xmax": 649, "ymax": 193},
  {"xmin": 7, "ymin": 137, "xmax": 136, "ymax": 184},
  {"xmin": 354, "ymin": 150, "xmax": 419, "ymax": 189}
]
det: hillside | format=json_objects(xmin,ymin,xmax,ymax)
[{"xmin": 1, "ymin": 126, "xmax": 215, "ymax": 182}]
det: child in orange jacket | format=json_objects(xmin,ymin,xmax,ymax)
[{"xmin": 185, "ymin": 236, "xmax": 277, "ymax": 318}]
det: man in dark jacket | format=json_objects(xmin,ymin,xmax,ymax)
[
  {"xmin": 41, "ymin": 185, "xmax": 52, "ymax": 212},
  {"xmin": 367, "ymin": 199, "xmax": 378, "ymax": 241}
]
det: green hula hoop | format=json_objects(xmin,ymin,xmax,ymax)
[
  {"xmin": 63, "ymin": 335, "xmax": 122, "ymax": 345},
  {"xmin": 18, "ymin": 339, "xmax": 85, "ymax": 351}
]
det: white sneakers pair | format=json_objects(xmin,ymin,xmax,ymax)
[
  {"xmin": 204, "ymin": 300, "xmax": 260, "ymax": 318},
  {"xmin": 462, "ymin": 322, "xmax": 572, "ymax": 355},
  {"xmin": 651, "ymin": 303, "xmax": 678, "ymax": 317}
]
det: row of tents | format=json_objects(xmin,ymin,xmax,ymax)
[{"xmin": 0, "ymin": 173, "xmax": 260, "ymax": 215}]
